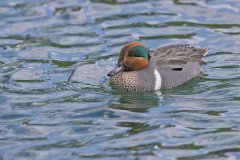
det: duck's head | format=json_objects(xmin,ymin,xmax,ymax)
[{"xmin": 107, "ymin": 41, "xmax": 150, "ymax": 77}]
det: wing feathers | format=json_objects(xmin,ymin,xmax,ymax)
[{"xmin": 151, "ymin": 44, "xmax": 209, "ymax": 68}]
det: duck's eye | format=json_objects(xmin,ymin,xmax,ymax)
[{"xmin": 128, "ymin": 51, "xmax": 136, "ymax": 57}]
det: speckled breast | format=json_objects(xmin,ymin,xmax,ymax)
[{"xmin": 110, "ymin": 67, "xmax": 156, "ymax": 92}]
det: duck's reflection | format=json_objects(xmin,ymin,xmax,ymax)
[{"xmin": 109, "ymin": 90, "xmax": 163, "ymax": 113}]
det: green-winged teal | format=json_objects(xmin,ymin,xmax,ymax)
[{"xmin": 107, "ymin": 41, "xmax": 209, "ymax": 91}]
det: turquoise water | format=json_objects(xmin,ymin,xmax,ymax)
[{"xmin": 0, "ymin": 0, "xmax": 240, "ymax": 159}]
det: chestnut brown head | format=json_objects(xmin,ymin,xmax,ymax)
[{"xmin": 108, "ymin": 41, "xmax": 150, "ymax": 77}]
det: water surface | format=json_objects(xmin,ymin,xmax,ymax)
[{"xmin": 0, "ymin": 0, "xmax": 240, "ymax": 159}]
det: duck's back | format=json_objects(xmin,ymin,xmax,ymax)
[{"xmin": 151, "ymin": 44, "xmax": 209, "ymax": 89}]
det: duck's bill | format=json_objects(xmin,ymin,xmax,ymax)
[{"xmin": 107, "ymin": 64, "xmax": 125, "ymax": 77}]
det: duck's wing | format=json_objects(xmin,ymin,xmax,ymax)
[
  {"xmin": 150, "ymin": 44, "xmax": 209, "ymax": 68},
  {"xmin": 150, "ymin": 45, "xmax": 209, "ymax": 89}
]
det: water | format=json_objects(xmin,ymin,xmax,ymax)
[{"xmin": 0, "ymin": 0, "xmax": 240, "ymax": 159}]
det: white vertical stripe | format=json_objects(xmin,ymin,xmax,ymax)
[
  {"xmin": 204, "ymin": 48, "xmax": 209, "ymax": 56},
  {"xmin": 154, "ymin": 69, "xmax": 161, "ymax": 90}
]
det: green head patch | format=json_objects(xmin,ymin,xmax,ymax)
[{"xmin": 128, "ymin": 46, "xmax": 150, "ymax": 59}]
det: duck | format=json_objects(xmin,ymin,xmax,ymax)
[{"xmin": 107, "ymin": 41, "xmax": 209, "ymax": 91}]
